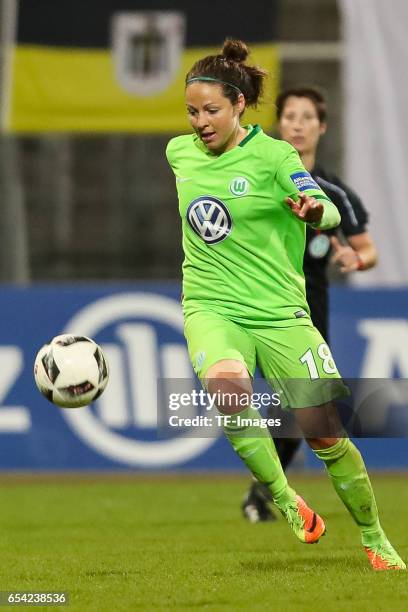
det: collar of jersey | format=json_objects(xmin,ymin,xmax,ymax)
[{"xmin": 193, "ymin": 124, "xmax": 262, "ymax": 156}]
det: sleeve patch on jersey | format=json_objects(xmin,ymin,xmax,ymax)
[{"xmin": 290, "ymin": 172, "xmax": 320, "ymax": 192}]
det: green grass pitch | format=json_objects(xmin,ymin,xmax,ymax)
[{"xmin": 0, "ymin": 473, "xmax": 406, "ymax": 611}]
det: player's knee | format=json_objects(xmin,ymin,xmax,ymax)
[
  {"xmin": 205, "ymin": 359, "xmax": 248, "ymax": 379},
  {"xmin": 305, "ymin": 437, "xmax": 340, "ymax": 450},
  {"xmin": 205, "ymin": 359, "xmax": 252, "ymax": 414}
]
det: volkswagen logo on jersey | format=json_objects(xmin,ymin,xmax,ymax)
[{"xmin": 187, "ymin": 196, "xmax": 232, "ymax": 244}]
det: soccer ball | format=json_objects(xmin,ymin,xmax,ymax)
[{"xmin": 34, "ymin": 334, "xmax": 109, "ymax": 408}]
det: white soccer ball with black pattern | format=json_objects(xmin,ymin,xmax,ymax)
[{"xmin": 34, "ymin": 334, "xmax": 109, "ymax": 408}]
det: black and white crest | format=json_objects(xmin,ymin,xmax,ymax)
[{"xmin": 112, "ymin": 11, "xmax": 185, "ymax": 96}]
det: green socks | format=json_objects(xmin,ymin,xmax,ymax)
[
  {"xmin": 314, "ymin": 438, "xmax": 384, "ymax": 546},
  {"xmin": 222, "ymin": 406, "xmax": 296, "ymax": 511},
  {"xmin": 224, "ymin": 410, "xmax": 385, "ymax": 547}
]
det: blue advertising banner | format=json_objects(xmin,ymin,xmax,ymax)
[{"xmin": 0, "ymin": 283, "xmax": 407, "ymax": 470}]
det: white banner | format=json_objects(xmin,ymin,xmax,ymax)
[{"xmin": 340, "ymin": 0, "xmax": 408, "ymax": 285}]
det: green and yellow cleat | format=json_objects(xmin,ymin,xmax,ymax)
[
  {"xmin": 280, "ymin": 495, "xmax": 326, "ymax": 544},
  {"xmin": 364, "ymin": 540, "xmax": 406, "ymax": 570}
]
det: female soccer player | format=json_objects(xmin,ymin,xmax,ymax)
[
  {"xmin": 242, "ymin": 87, "xmax": 379, "ymax": 522},
  {"xmin": 166, "ymin": 39, "xmax": 405, "ymax": 570}
]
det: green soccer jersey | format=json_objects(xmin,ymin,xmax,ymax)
[{"xmin": 166, "ymin": 125, "xmax": 340, "ymax": 326}]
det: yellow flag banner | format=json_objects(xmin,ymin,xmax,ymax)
[
  {"xmin": 8, "ymin": 1, "xmax": 280, "ymax": 133},
  {"xmin": 10, "ymin": 44, "xmax": 278, "ymax": 133}
]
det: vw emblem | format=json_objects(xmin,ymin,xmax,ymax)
[{"xmin": 187, "ymin": 196, "xmax": 232, "ymax": 244}]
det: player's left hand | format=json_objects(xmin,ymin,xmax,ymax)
[
  {"xmin": 330, "ymin": 236, "xmax": 363, "ymax": 273},
  {"xmin": 285, "ymin": 193, "xmax": 323, "ymax": 224}
]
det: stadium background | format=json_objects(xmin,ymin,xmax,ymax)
[
  {"xmin": 0, "ymin": 0, "xmax": 406, "ymax": 472},
  {"xmin": 0, "ymin": 3, "xmax": 407, "ymax": 609}
]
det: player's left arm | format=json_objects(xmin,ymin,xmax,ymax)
[
  {"xmin": 276, "ymin": 148, "xmax": 340, "ymax": 229},
  {"xmin": 285, "ymin": 193, "xmax": 340, "ymax": 228}
]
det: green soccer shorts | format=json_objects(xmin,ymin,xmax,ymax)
[{"xmin": 184, "ymin": 310, "xmax": 348, "ymax": 409}]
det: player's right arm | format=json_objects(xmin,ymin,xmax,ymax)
[{"xmin": 165, "ymin": 137, "xmax": 179, "ymax": 173}]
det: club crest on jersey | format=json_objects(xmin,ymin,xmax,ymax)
[
  {"xmin": 230, "ymin": 177, "xmax": 249, "ymax": 197},
  {"xmin": 290, "ymin": 171, "xmax": 319, "ymax": 192},
  {"xmin": 187, "ymin": 196, "xmax": 232, "ymax": 244}
]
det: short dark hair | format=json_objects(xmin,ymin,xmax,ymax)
[{"xmin": 275, "ymin": 87, "xmax": 327, "ymax": 123}]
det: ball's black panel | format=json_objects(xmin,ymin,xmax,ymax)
[
  {"xmin": 93, "ymin": 387, "xmax": 105, "ymax": 401},
  {"xmin": 60, "ymin": 381, "xmax": 95, "ymax": 396},
  {"xmin": 54, "ymin": 336, "xmax": 74, "ymax": 346},
  {"xmin": 42, "ymin": 350, "xmax": 60, "ymax": 383},
  {"xmin": 45, "ymin": 389, "xmax": 54, "ymax": 403},
  {"xmin": 54, "ymin": 335, "xmax": 91, "ymax": 346},
  {"xmin": 94, "ymin": 348, "xmax": 108, "ymax": 383}
]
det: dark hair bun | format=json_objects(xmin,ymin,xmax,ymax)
[{"xmin": 221, "ymin": 39, "xmax": 249, "ymax": 64}]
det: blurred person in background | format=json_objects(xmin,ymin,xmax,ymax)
[{"xmin": 242, "ymin": 86, "xmax": 378, "ymax": 523}]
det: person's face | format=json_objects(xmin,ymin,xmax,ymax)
[
  {"xmin": 278, "ymin": 96, "xmax": 326, "ymax": 157},
  {"xmin": 186, "ymin": 82, "xmax": 245, "ymax": 154}
]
